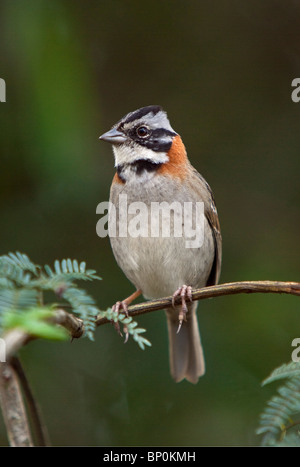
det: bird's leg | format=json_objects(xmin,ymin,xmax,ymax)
[
  {"xmin": 112, "ymin": 288, "xmax": 142, "ymax": 316},
  {"xmin": 112, "ymin": 289, "xmax": 142, "ymax": 341},
  {"xmin": 172, "ymin": 285, "xmax": 193, "ymax": 334}
]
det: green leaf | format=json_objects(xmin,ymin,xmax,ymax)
[
  {"xmin": 257, "ymin": 375, "xmax": 300, "ymax": 446},
  {"xmin": 0, "ymin": 252, "xmax": 135, "ymax": 345},
  {"xmin": 2, "ymin": 308, "xmax": 68, "ymax": 341},
  {"xmin": 44, "ymin": 259, "xmax": 101, "ymax": 282},
  {"xmin": 98, "ymin": 307, "xmax": 152, "ymax": 350},
  {"xmin": 0, "ymin": 288, "xmax": 39, "ymax": 314},
  {"xmin": 276, "ymin": 432, "xmax": 300, "ymax": 447},
  {"xmin": 263, "ymin": 361, "xmax": 300, "ymax": 386},
  {"xmin": 6, "ymin": 251, "xmax": 38, "ymax": 276},
  {"xmin": 61, "ymin": 286, "xmax": 98, "ymax": 340}
]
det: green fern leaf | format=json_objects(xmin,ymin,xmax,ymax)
[
  {"xmin": 0, "ymin": 288, "xmax": 40, "ymax": 331},
  {"xmin": 257, "ymin": 376, "xmax": 300, "ymax": 445},
  {"xmin": 98, "ymin": 308, "xmax": 152, "ymax": 350},
  {"xmin": 263, "ymin": 361, "xmax": 300, "ymax": 386},
  {"xmin": 0, "ymin": 252, "xmax": 150, "ymax": 348},
  {"xmin": 0, "ymin": 253, "xmax": 102, "ymax": 340},
  {"xmin": 0, "ymin": 260, "xmax": 26, "ymax": 285},
  {"xmin": 61, "ymin": 286, "xmax": 98, "ymax": 340},
  {"xmin": 0, "ymin": 252, "xmax": 38, "ymax": 276},
  {"xmin": 44, "ymin": 259, "xmax": 101, "ymax": 282},
  {"xmin": 0, "ymin": 288, "xmax": 39, "ymax": 313},
  {"xmin": 0, "ymin": 277, "xmax": 15, "ymax": 289},
  {"xmin": 276, "ymin": 432, "xmax": 300, "ymax": 447},
  {"xmin": 2, "ymin": 308, "xmax": 68, "ymax": 341}
]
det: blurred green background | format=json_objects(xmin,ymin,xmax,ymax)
[{"xmin": 0, "ymin": 0, "xmax": 299, "ymax": 446}]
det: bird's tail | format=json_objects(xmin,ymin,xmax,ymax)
[{"xmin": 166, "ymin": 302, "xmax": 205, "ymax": 384}]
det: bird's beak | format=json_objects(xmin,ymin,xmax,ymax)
[{"xmin": 99, "ymin": 127, "xmax": 127, "ymax": 144}]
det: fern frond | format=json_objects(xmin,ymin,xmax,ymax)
[
  {"xmin": 99, "ymin": 308, "xmax": 152, "ymax": 350},
  {"xmin": 8, "ymin": 251, "xmax": 38, "ymax": 274},
  {"xmin": 0, "ymin": 277, "xmax": 15, "ymax": 289},
  {"xmin": 2, "ymin": 307, "xmax": 68, "ymax": 341},
  {"xmin": 0, "ymin": 252, "xmax": 150, "ymax": 349},
  {"xmin": 0, "ymin": 259, "xmax": 29, "ymax": 286},
  {"xmin": 0, "ymin": 253, "xmax": 101, "ymax": 340},
  {"xmin": 263, "ymin": 361, "xmax": 300, "ymax": 386},
  {"xmin": 44, "ymin": 259, "xmax": 101, "ymax": 283},
  {"xmin": 0, "ymin": 289, "xmax": 39, "ymax": 313},
  {"xmin": 0, "ymin": 288, "xmax": 40, "ymax": 330},
  {"xmin": 276, "ymin": 432, "xmax": 300, "ymax": 447},
  {"xmin": 257, "ymin": 375, "xmax": 300, "ymax": 446},
  {"xmin": 61, "ymin": 287, "xmax": 98, "ymax": 340},
  {"xmin": 0, "ymin": 251, "xmax": 38, "ymax": 277}
]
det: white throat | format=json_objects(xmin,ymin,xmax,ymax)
[{"xmin": 112, "ymin": 142, "xmax": 169, "ymax": 167}]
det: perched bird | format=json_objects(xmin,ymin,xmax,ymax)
[{"xmin": 100, "ymin": 105, "xmax": 222, "ymax": 383}]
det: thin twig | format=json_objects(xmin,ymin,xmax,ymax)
[
  {"xmin": 0, "ymin": 309, "xmax": 84, "ymax": 447},
  {"xmin": 96, "ymin": 280, "xmax": 300, "ymax": 326},
  {"xmin": 52, "ymin": 308, "xmax": 84, "ymax": 339},
  {"xmin": 0, "ymin": 279, "xmax": 298, "ymax": 446},
  {"xmin": 3, "ymin": 309, "xmax": 84, "ymax": 361},
  {"xmin": 10, "ymin": 357, "xmax": 51, "ymax": 447},
  {"xmin": 0, "ymin": 361, "xmax": 33, "ymax": 446}
]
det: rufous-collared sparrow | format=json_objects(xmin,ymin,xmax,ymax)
[{"xmin": 100, "ymin": 105, "xmax": 222, "ymax": 383}]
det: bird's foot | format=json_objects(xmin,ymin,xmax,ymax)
[
  {"xmin": 111, "ymin": 289, "xmax": 142, "ymax": 342},
  {"xmin": 112, "ymin": 300, "xmax": 129, "ymax": 341},
  {"xmin": 172, "ymin": 285, "xmax": 193, "ymax": 334}
]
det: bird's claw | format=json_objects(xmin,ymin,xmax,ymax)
[
  {"xmin": 172, "ymin": 285, "xmax": 193, "ymax": 334},
  {"xmin": 112, "ymin": 300, "xmax": 129, "ymax": 342}
]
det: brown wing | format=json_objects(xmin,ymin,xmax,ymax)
[{"xmin": 191, "ymin": 167, "xmax": 222, "ymax": 286}]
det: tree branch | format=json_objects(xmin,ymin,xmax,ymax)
[
  {"xmin": 0, "ymin": 279, "xmax": 298, "ymax": 446},
  {"xmin": 10, "ymin": 357, "xmax": 50, "ymax": 447},
  {"xmin": 0, "ymin": 309, "xmax": 84, "ymax": 446},
  {"xmin": 0, "ymin": 360, "xmax": 33, "ymax": 446},
  {"xmin": 3, "ymin": 308, "xmax": 84, "ymax": 361},
  {"xmin": 96, "ymin": 280, "xmax": 300, "ymax": 326}
]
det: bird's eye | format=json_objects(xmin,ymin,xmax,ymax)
[{"xmin": 136, "ymin": 126, "xmax": 150, "ymax": 138}]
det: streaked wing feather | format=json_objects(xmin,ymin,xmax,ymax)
[{"xmin": 191, "ymin": 167, "xmax": 222, "ymax": 286}]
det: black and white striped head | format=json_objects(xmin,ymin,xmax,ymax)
[{"xmin": 100, "ymin": 106, "xmax": 178, "ymax": 169}]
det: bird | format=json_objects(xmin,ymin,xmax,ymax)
[{"xmin": 99, "ymin": 105, "xmax": 222, "ymax": 383}]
